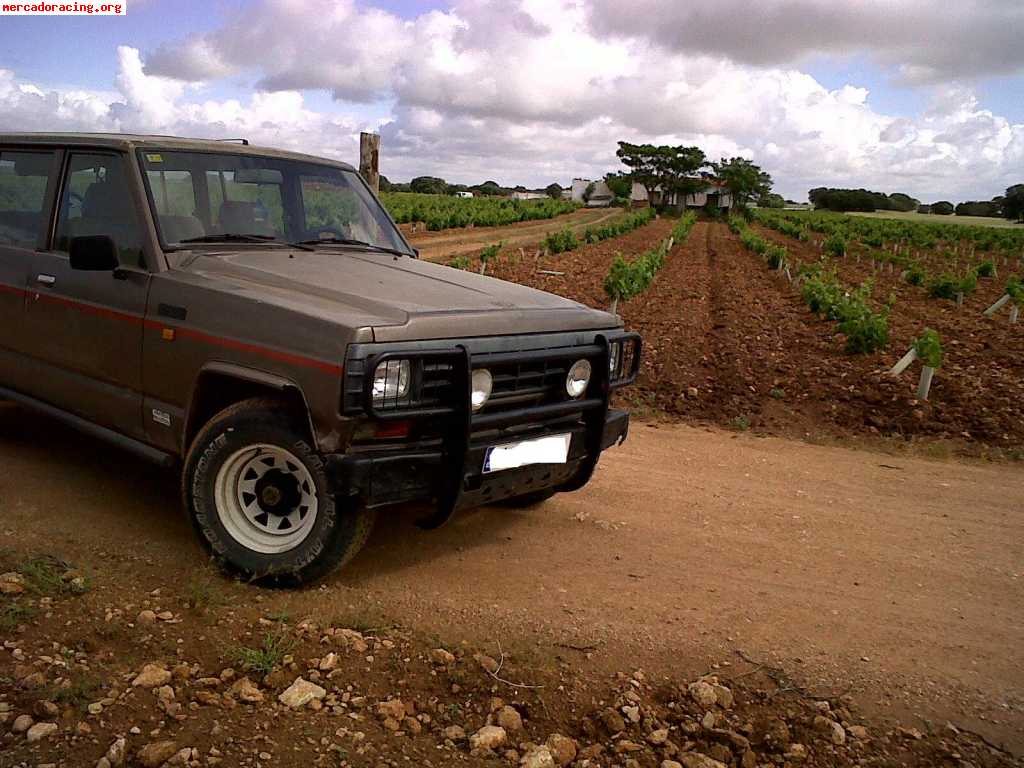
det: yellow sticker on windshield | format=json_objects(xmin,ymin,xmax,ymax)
[{"xmin": 145, "ymin": 153, "xmax": 163, "ymax": 163}]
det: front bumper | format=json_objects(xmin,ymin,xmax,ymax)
[{"xmin": 328, "ymin": 408, "xmax": 630, "ymax": 513}]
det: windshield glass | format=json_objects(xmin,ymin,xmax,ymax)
[{"xmin": 138, "ymin": 149, "xmax": 411, "ymax": 253}]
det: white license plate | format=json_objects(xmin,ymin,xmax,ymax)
[{"xmin": 482, "ymin": 433, "xmax": 571, "ymax": 474}]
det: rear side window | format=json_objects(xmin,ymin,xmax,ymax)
[
  {"xmin": 0, "ymin": 150, "xmax": 56, "ymax": 248},
  {"xmin": 56, "ymin": 153, "xmax": 144, "ymax": 267}
]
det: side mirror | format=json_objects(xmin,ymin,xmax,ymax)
[{"xmin": 69, "ymin": 235, "xmax": 120, "ymax": 272}]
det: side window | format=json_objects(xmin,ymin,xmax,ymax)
[
  {"xmin": 56, "ymin": 153, "xmax": 144, "ymax": 267},
  {"xmin": 0, "ymin": 150, "xmax": 56, "ymax": 249}
]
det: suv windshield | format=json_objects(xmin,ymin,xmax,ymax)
[{"xmin": 139, "ymin": 149, "xmax": 411, "ymax": 254}]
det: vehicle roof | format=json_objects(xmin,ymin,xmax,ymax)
[{"xmin": 0, "ymin": 132, "xmax": 356, "ymax": 171}]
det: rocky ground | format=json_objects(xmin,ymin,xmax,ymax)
[{"xmin": 1, "ymin": 555, "xmax": 1019, "ymax": 768}]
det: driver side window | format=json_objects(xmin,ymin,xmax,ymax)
[{"xmin": 56, "ymin": 153, "xmax": 144, "ymax": 267}]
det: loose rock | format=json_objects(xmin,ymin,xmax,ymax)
[
  {"xmin": 132, "ymin": 664, "xmax": 172, "ymax": 688},
  {"xmin": 136, "ymin": 741, "xmax": 179, "ymax": 768},
  {"xmin": 678, "ymin": 754, "xmax": 728, "ymax": 768},
  {"xmin": 520, "ymin": 746, "xmax": 555, "ymax": 768},
  {"xmin": 688, "ymin": 680, "xmax": 718, "ymax": 708},
  {"xmin": 26, "ymin": 722, "xmax": 58, "ymax": 742},
  {"xmin": 229, "ymin": 677, "xmax": 264, "ymax": 704},
  {"xmin": 278, "ymin": 677, "xmax": 326, "ymax": 708},
  {"xmin": 546, "ymin": 733, "xmax": 577, "ymax": 767},
  {"xmin": 496, "ymin": 705, "xmax": 523, "ymax": 732},
  {"xmin": 469, "ymin": 724, "xmax": 507, "ymax": 750}
]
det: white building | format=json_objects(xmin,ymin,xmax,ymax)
[
  {"xmin": 570, "ymin": 178, "xmax": 615, "ymax": 207},
  {"xmin": 511, "ymin": 191, "xmax": 548, "ymax": 200},
  {"xmin": 455, "ymin": 191, "xmax": 474, "ymax": 198},
  {"xmin": 630, "ymin": 179, "xmax": 732, "ymax": 210}
]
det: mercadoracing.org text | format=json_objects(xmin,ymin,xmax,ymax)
[{"xmin": 2, "ymin": 2, "xmax": 125, "ymax": 14}]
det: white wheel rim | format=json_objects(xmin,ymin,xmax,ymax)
[{"xmin": 213, "ymin": 444, "xmax": 319, "ymax": 554}]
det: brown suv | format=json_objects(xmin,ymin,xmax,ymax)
[{"xmin": 0, "ymin": 133, "xmax": 640, "ymax": 583}]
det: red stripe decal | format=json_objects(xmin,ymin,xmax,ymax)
[{"xmin": 1, "ymin": 282, "xmax": 342, "ymax": 376}]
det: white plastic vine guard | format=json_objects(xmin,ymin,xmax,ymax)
[
  {"xmin": 889, "ymin": 348, "xmax": 918, "ymax": 376},
  {"xmin": 984, "ymin": 294, "xmax": 1010, "ymax": 317},
  {"xmin": 917, "ymin": 366, "xmax": 935, "ymax": 401}
]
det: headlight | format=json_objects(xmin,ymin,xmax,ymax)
[
  {"xmin": 566, "ymin": 359, "xmax": 592, "ymax": 398},
  {"xmin": 471, "ymin": 368, "xmax": 493, "ymax": 412},
  {"xmin": 608, "ymin": 341, "xmax": 621, "ymax": 377},
  {"xmin": 372, "ymin": 359, "xmax": 411, "ymax": 403}
]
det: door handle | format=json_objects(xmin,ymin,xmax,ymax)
[{"xmin": 36, "ymin": 274, "xmax": 56, "ymax": 286}]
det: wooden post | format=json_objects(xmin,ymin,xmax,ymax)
[{"xmin": 359, "ymin": 132, "xmax": 380, "ymax": 193}]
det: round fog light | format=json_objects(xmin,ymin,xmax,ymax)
[
  {"xmin": 566, "ymin": 359, "xmax": 592, "ymax": 398},
  {"xmin": 471, "ymin": 368, "xmax": 493, "ymax": 412}
]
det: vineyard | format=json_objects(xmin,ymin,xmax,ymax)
[
  {"xmin": 381, "ymin": 191, "xmax": 578, "ymax": 230},
  {"xmin": 462, "ymin": 208, "xmax": 1024, "ymax": 455}
]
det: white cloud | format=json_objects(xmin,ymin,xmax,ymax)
[
  {"xmin": 585, "ymin": 0, "xmax": 1024, "ymax": 84},
  {"xmin": 0, "ymin": 1, "xmax": 1022, "ymax": 203}
]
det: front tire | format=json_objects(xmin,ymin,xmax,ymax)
[{"xmin": 183, "ymin": 397, "xmax": 375, "ymax": 585}]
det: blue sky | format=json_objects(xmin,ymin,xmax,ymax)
[{"xmin": 0, "ymin": 0, "xmax": 1021, "ymax": 201}]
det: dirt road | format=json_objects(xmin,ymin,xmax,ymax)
[
  {"xmin": 1, "ymin": 404, "xmax": 1021, "ymax": 750},
  {"xmin": 405, "ymin": 207, "xmax": 622, "ymax": 262}
]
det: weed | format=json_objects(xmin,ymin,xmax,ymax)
[
  {"xmin": 51, "ymin": 672, "xmax": 101, "ymax": 711},
  {"xmin": 0, "ymin": 601, "xmax": 37, "ymax": 631},
  {"xmin": 769, "ymin": 388, "xmax": 786, "ymax": 400},
  {"xmin": 19, "ymin": 556, "xmax": 69, "ymax": 596},
  {"xmin": 185, "ymin": 574, "xmax": 225, "ymax": 612},
  {"xmin": 229, "ymin": 631, "xmax": 294, "ymax": 676},
  {"xmin": 730, "ymin": 415, "xmax": 751, "ymax": 431},
  {"xmin": 447, "ymin": 255, "xmax": 472, "ymax": 270}
]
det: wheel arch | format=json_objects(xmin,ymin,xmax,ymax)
[{"xmin": 183, "ymin": 363, "xmax": 316, "ymax": 454}]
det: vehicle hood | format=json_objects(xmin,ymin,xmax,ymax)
[{"xmin": 177, "ymin": 247, "xmax": 618, "ymax": 341}]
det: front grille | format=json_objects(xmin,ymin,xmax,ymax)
[
  {"xmin": 342, "ymin": 330, "xmax": 633, "ymax": 421},
  {"xmin": 478, "ymin": 357, "xmax": 572, "ymax": 412}
]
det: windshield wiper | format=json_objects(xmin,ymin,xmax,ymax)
[
  {"xmin": 174, "ymin": 233, "xmax": 314, "ymax": 251},
  {"xmin": 293, "ymin": 236, "xmax": 411, "ymax": 258}
]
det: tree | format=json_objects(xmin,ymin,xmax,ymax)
[
  {"xmin": 931, "ymin": 200, "xmax": 954, "ymax": 215},
  {"xmin": 713, "ymin": 157, "xmax": 772, "ymax": 211},
  {"xmin": 808, "ymin": 187, "xmax": 892, "ymax": 212},
  {"xmin": 758, "ymin": 192, "xmax": 785, "ymax": 209},
  {"xmin": 616, "ymin": 141, "xmax": 708, "ymax": 209},
  {"xmin": 603, "ymin": 172, "xmax": 632, "ymax": 199},
  {"xmin": 582, "ymin": 182, "xmax": 596, "ymax": 203},
  {"xmin": 470, "ymin": 180, "xmax": 505, "ymax": 197},
  {"xmin": 888, "ymin": 193, "xmax": 920, "ymax": 212},
  {"xmin": 1003, "ymin": 184, "xmax": 1024, "ymax": 222},
  {"xmin": 955, "ymin": 200, "xmax": 1002, "ymax": 217},
  {"xmin": 544, "ymin": 183, "xmax": 563, "ymax": 199},
  {"xmin": 410, "ymin": 176, "xmax": 448, "ymax": 195}
]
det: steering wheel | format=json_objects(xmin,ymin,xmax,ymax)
[{"xmin": 305, "ymin": 225, "xmax": 347, "ymax": 241}]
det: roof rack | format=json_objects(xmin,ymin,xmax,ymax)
[{"xmin": 217, "ymin": 138, "xmax": 250, "ymax": 145}]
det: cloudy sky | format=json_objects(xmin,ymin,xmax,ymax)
[{"xmin": 1, "ymin": 0, "xmax": 1022, "ymax": 202}]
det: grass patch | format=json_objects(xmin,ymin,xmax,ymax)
[
  {"xmin": 185, "ymin": 574, "xmax": 226, "ymax": 612},
  {"xmin": 331, "ymin": 608, "xmax": 392, "ymax": 634},
  {"xmin": 229, "ymin": 631, "xmax": 294, "ymax": 676},
  {"xmin": 17, "ymin": 555, "xmax": 90, "ymax": 597},
  {"xmin": 51, "ymin": 672, "xmax": 101, "ymax": 711},
  {"xmin": 0, "ymin": 601, "xmax": 38, "ymax": 631},
  {"xmin": 730, "ymin": 415, "xmax": 752, "ymax": 432},
  {"xmin": 769, "ymin": 388, "xmax": 786, "ymax": 400}
]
